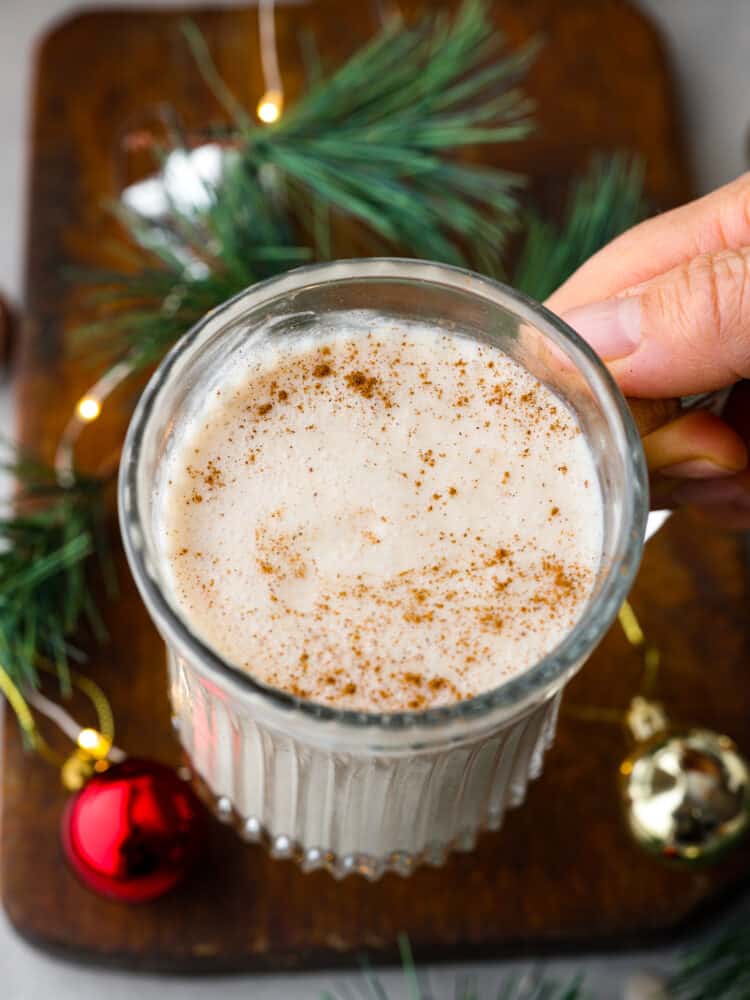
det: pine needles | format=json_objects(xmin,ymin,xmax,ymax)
[
  {"xmin": 513, "ymin": 154, "xmax": 648, "ymax": 301},
  {"xmin": 669, "ymin": 921, "xmax": 750, "ymax": 999},
  {"xmin": 233, "ymin": 0, "xmax": 537, "ymax": 269},
  {"xmin": 81, "ymin": 0, "xmax": 537, "ymax": 371},
  {"xmin": 0, "ymin": 454, "xmax": 107, "ymax": 691},
  {"xmin": 321, "ymin": 935, "xmax": 587, "ymax": 999},
  {"xmin": 80, "ymin": 162, "xmax": 310, "ymax": 371}
]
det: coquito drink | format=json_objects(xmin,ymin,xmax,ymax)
[
  {"xmin": 120, "ymin": 261, "xmax": 645, "ymax": 878},
  {"xmin": 159, "ymin": 316, "xmax": 602, "ymax": 712}
]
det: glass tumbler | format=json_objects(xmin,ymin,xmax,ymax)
[{"xmin": 119, "ymin": 259, "xmax": 648, "ymax": 879}]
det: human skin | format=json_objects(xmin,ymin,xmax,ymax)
[{"xmin": 547, "ymin": 171, "xmax": 750, "ymax": 529}]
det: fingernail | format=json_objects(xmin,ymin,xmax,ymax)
[
  {"xmin": 657, "ymin": 459, "xmax": 739, "ymax": 479},
  {"xmin": 671, "ymin": 478, "xmax": 749, "ymax": 505},
  {"xmin": 561, "ymin": 297, "xmax": 641, "ymax": 361}
]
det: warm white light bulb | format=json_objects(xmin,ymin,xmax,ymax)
[
  {"xmin": 77, "ymin": 728, "xmax": 110, "ymax": 758},
  {"xmin": 256, "ymin": 90, "xmax": 283, "ymax": 124},
  {"xmin": 77, "ymin": 397, "xmax": 101, "ymax": 422}
]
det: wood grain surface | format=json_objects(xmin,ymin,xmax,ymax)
[{"xmin": 5, "ymin": 0, "xmax": 749, "ymax": 974}]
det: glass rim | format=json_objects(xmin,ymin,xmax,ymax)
[{"xmin": 118, "ymin": 258, "xmax": 649, "ymax": 731}]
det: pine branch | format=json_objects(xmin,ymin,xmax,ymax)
[
  {"xmin": 513, "ymin": 154, "xmax": 648, "ymax": 301},
  {"xmin": 668, "ymin": 922, "xmax": 750, "ymax": 999},
  {"xmin": 320, "ymin": 935, "xmax": 587, "ymax": 999},
  {"xmin": 0, "ymin": 452, "xmax": 108, "ymax": 691},
  {"xmin": 238, "ymin": 0, "xmax": 536, "ymax": 267},
  {"xmin": 78, "ymin": 160, "xmax": 311, "ymax": 371},
  {"xmin": 80, "ymin": 0, "xmax": 535, "ymax": 372}
]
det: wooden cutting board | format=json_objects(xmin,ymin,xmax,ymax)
[{"xmin": 6, "ymin": 0, "xmax": 750, "ymax": 974}]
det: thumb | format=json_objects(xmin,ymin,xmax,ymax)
[{"xmin": 559, "ymin": 247, "xmax": 750, "ymax": 398}]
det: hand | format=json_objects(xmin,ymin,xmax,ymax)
[{"xmin": 547, "ymin": 172, "xmax": 750, "ymax": 528}]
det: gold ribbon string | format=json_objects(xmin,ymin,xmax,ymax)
[
  {"xmin": 0, "ymin": 660, "xmax": 117, "ymax": 778},
  {"xmin": 37, "ymin": 660, "xmax": 115, "ymax": 746},
  {"xmin": 0, "ymin": 665, "xmax": 62, "ymax": 766},
  {"xmin": 564, "ymin": 599, "xmax": 663, "ymax": 728}
]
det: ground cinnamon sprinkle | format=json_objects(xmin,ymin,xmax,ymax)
[
  {"xmin": 345, "ymin": 370, "xmax": 378, "ymax": 398},
  {"xmin": 163, "ymin": 324, "xmax": 601, "ymax": 712},
  {"xmin": 541, "ymin": 556, "xmax": 580, "ymax": 597},
  {"xmin": 479, "ymin": 613, "xmax": 504, "ymax": 632},
  {"xmin": 202, "ymin": 460, "xmax": 225, "ymax": 488}
]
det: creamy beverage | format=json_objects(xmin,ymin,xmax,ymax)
[
  {"xmin": 122, "ymin": 263, "xmax": 645, "ymax": 876},
  {"xmin": 158, "ymin": 313, "xmax": 603, "ymax": 712}
]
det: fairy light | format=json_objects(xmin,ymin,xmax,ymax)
[
  {"xmin": 257, "ymin": 0, "xmax": 283, "ymax": 124},
  {"xmin": 76, "ymin": 396, "xmax": 101, "ymax": 422},
  {"xmin": 257, "ymin": 90, "xmax": 283, "ymax": 124},
  {"xmin": 55, "ymin": 359, "xmax": 133, "ymax": 487},
  {"xmin": 77, "ymin": 727, "xmax": 111, "ymax": 759},
  {"xmin": 25, "ymin": 686, "xmax": 126, "ymax": 764}
]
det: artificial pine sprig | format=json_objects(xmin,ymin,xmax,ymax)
[
  {"xmin": 668, "ymin": 921, "xmax": 750, "ymax": 999},
  {"xmin": 79, "ymin": 159, "xmax": 311, "ymax": 370},
  {"xmin": 0, "ymin": 453, "xmax": 108, "ymax": 692},
  {"xmin": 318, "ymin": 919, "xmax": 750, "ymax": 999},
  {"xmin": 81, "ymin": 0, "xmax": 535, "ymax": 371},
  {"xmin": 321, "ymin": 935, "xmax": 587, "ymax": 999},
  {"xmin": 514, "ymin": 154, "xmax": 648, "ymax": 301},
  {"xmin": 227, "ymin": 0, "xmax": 537, "ymax": 270}
]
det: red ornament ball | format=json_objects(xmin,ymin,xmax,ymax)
[{"xmin": 61, "ymin": 758, "xmax": 207, "ymax": 903}]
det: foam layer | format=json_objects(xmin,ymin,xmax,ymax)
[{"xmin": 158, "ymin": 317, "xmax": 602, "ymax": 711}]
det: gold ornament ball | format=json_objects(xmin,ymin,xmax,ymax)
[{"xmin": 621, "ymin": 728, "xmax": 750, "ymax": 863}]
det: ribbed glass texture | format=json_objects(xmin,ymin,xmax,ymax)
[{"xmin": 169, "ymin": 648, "xmax": 564, "ymax": 878}]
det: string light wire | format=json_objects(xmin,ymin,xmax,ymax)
[
  {"xmin": 257, "ymin": 0, "xmax": 284, "ymax": 123},
  {"xmin": 54, "ymin": 359, "xmax": 133, "ymax": 486}
]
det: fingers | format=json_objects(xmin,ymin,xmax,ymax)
[
  {"xmin": 642, "ymin": 410, "xmax": 747, "ymax": 478},
  {"xmin": 643, "ymin": 389, "xmax": 750, "ymax": 522},
  {"xmin": 561, "ymin": 246, "xmax": 750, "ymax": 397},
  {"xmin": 540, "ymin": 174, "xmax": 750, "ymax": 529},
  {"xmin": 547, "ymin": 171, "xmax": 750, "ymax": 315}
]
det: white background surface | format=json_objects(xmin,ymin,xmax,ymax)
[{"xmin": 1, "ymin": 1, "xmax": 749, "ymax": 996}]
